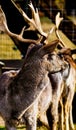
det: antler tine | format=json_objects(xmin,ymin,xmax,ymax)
[
  {"xmin": 0, "ymin": 5, "xmax": 7, "ymax": 32},
  {"xmin": 55, "ymin": 12, "xmax": 66, "ymax": 48},
  {"xmin": 11, "ymin": 0, "xmax": 34, "ymax": 26},
  {"xmin": 0, "ymin": 5, "xmax": 41, "ymax": 44},
  {"xmin": 11, "ymin": 0, "xmax": 47, "ymax": 42},
  {"xmin": 28, "ymin": 2, "xmax": 47, "ymax": 37},
  {"xmin": 55, "ymin": 12, "xmax": 63, "ymax": 29}
]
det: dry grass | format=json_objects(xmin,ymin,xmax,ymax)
[{"xmin": 0, "ymin": 34, "xmax": 21, "ymax": 59}]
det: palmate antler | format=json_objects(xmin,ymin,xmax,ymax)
[
  {"xmin": 11, "ymin": 0, "xmax": 47, "ymax": 42},
  {"xmin": 0, "ymin": 5, "xmax": 39, "ymax": 44},
  {"xmin": 0, "ymin": 0, "xmax": 61, "ymax": 47},
  {"xmin": 0, "ymin": 0, "xmax": 48, "ymax": 45},
  {"xmin": 11, "ymin": 0, "xmax": 47, "ymax": 36},
  {"xmin": 55, "ymin": 12, "xmax": 76, "ymax": 57},
  {"xmin": 0, "ymin": 0, "xmax": 69, "ymax": 48},
  {"xmin": 55, "ymin": 12, "xmax": 66, "ymax": 48}
]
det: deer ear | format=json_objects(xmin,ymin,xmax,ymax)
[{"xmin": 38, "ymin": 40, "xmax": 59, "ymax": 56}]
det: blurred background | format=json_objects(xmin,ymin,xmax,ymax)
[{"xmin": 0, "ymin": 0, "xmax": 76, "ymax": 59}]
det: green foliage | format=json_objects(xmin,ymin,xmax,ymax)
[{"xmin": 0, "ymin": 126, "xmax": 5, "ymax": 130}]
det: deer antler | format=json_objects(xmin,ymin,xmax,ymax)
[
  {"xmin": 0, "ymin": 5, "xmax": 42, "ymax": 44},
  {"xmin": 11, "ymin": 0, "xmax": 47, "ymax": 42},
  {"xmin": 0, "ymin": 5, "xmax": 7, "ymax": 32},
  {"xmin": 55, "ymin": 12, "xmax": 63, "ymax": 29},
  {"xmin": 55, "ymin": 12, "xmax": 66, "ymax": 48}
]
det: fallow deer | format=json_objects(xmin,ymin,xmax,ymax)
[
  {"xmin": 0, "ymin": 2, "xmax": 76, "ymax": 130},
  {"xmin": 55, "ymin": 13, "xmax": 76, "ymax": 130}
]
